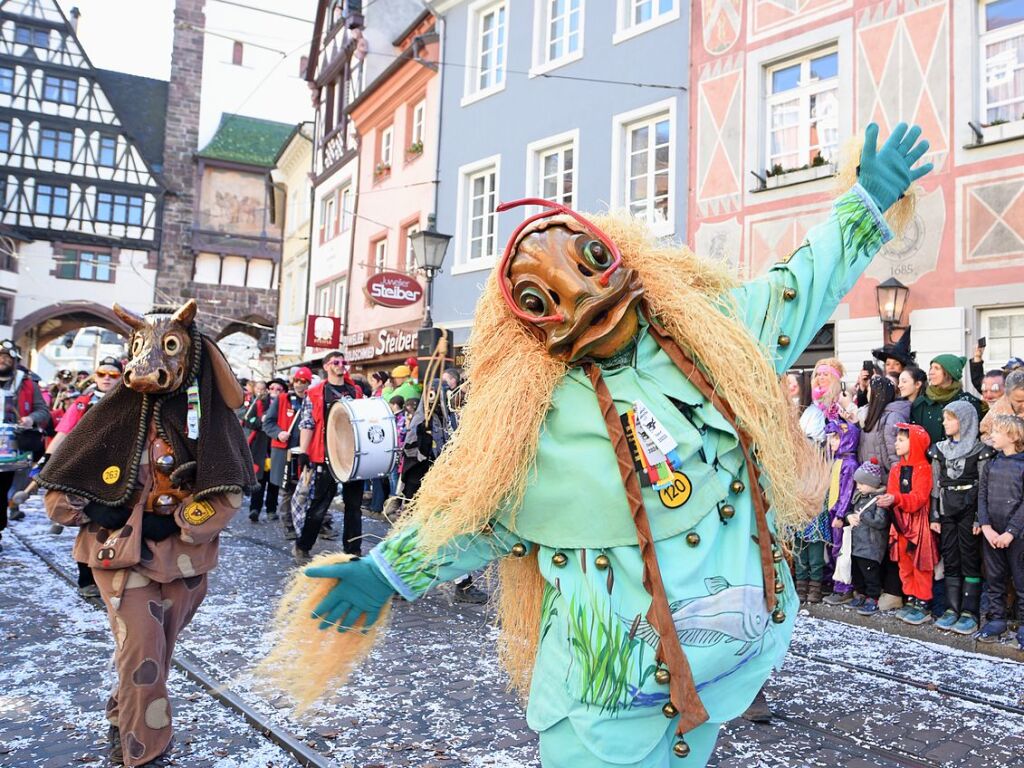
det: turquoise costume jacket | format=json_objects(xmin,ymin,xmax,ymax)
[{"xmin": 369, "ymin": 185, "xmax": 892, "ymax": 764}]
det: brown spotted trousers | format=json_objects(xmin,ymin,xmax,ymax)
[{"xmin": 44, "ymin": 449, "xmax": 240, "ymax": 766}]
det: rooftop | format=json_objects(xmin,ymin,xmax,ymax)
[
  {"xmin": 198, "ymin": 114, "xmax": 298, "ymax": 168},
  {"xmin": 94, "ymin": 69, "xmax": 169, "ymax": 172}
]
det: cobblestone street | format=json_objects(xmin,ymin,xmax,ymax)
[{"xmin": 3, "ymin": 501, "xmax": 1024, "ymax": 768}]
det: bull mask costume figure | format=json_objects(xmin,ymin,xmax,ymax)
[
  {"xmin": 39, "ymin": 300, "xmax": 254, "ymax": 768},
  {"xmin": 261, "ymin": 124, "xmax": 933, "ymax": 766}
]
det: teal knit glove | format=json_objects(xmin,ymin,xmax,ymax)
[
  {"xmin": 306, "ymin": 557, "xmax": 395, "ymax": 632},
  {"xmin": 858, "ymin": 122, "xmax": 933, "ymax": 212}
]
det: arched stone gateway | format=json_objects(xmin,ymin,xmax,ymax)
[
  {"xmin": 214, "ymin": 316, "xmax": 276, "ymax": 355},
  {"xmin": 13, "ymin": 301, "xmax": 131, "ymax": 350}
]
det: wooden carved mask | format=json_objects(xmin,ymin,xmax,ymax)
[
  {"xmin": 497, "ymin": 199, "xmax": 644, "ymax": 363},
  {"xmin": 113, "ymin": 300, "xmax": 197, "ymax": 394}
]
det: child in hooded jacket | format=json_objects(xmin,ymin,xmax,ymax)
[
  {"xmin": 976, "ymin": 414, "xmax": 1024, "ymax": 648},
  {"xmin": 928, "ymin": 400, "xmax": 993, "ymax": 635},
  {"xmin": 845, "ymin": 458, "xmax": 889, "ymax": 616},
  {"xmin": 878, "ymin": 423, "xmax": 938, "ymax": 625},
  {"xmin": 822, "ymin": 420, "xmax": 861, "ymax": 604}
]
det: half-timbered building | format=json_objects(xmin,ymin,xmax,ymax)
[{"xmin": 0, "ymin": 0, "xmax": 164, "ymax": 353}]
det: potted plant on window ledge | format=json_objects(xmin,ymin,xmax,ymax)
[
  {"xmin": 761, "ymin": 154, "xmax": 835, "ymax": 190},
  {"xmin": 374, "ymin": 162, "xmax": 391, "ymax": 179},
  {"xmin": 977, "ymin": 115, "xmax": 1024, "ymax": 144},
  {"xmin": 406, "ymin": 140, "xmax": 423, "ymax": 159}
]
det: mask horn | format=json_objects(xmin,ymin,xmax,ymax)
[
  {"xmin": 171, "ymin": 299, "xmax": 198, "ymax": 327},
  {"xmin": 113, "ymin": 303, "xmax": 146, "ymax": 331}
]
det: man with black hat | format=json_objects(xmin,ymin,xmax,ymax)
[
  {"xmin": 38, "ymin": 356, "xmax": 124, "ymax": 596},
  {"xmin": 0, "ymin": 339, "xmax": 49, "ymax": 544},
  {"xmin": 262, "ymin": 368, "xmax": 311, "ymax": 539}
]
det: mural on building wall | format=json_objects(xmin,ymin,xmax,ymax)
[
  {"xmin": 702, "ymin": 0, "xmax": 743, "ymax": 54},
  {"xmin": 693, "ymin": 216, "xmax": 742, "ymax": 270},
  {"xmin": 957, "ymin": 169, "xmax": 1024, "ymax": 271},
  {"xmin": 750, "ymin": 0, "xmax": 851, "ymax": 41},
  {"xmin": 198, "ymin": 168, "xmax": 275, "ymax": 236},
  {"xmin": 856, "ymin": 0, "xmax": 949, "ymax": 172},
  {"xmin": 696, "ymin": 54, "xmax": 744, "ymax": 218},
  {"xmin": 865, "ymin": 186, "xmax": 945, "ymax": 284},
  {"xmin": 743, "ymin": 204, "xmax": 828, "ymax": 278}
]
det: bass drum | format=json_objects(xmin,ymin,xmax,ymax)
[{"xmin": 325, "ymin": 397, "xmax": 399, "ymax": 482}]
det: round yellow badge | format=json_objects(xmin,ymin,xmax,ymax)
[
  {"xmin": 658, "ymin": 471, "xmax": 692, "ymax": 509},
  {"xmin": 102, "ymin": 466, "xmax": 121, "ymax": 484}
]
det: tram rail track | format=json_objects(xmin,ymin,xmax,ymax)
[{"xmin": 10, "ymin": 527, "xmax": 333, "ymax": 768}]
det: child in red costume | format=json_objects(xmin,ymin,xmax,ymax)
[{"xmin": 878, "ymin": 423, "xmax": 938, "ymax": 625}]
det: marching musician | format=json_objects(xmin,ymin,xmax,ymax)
[
  {"xmin": 293, "ymin": 351, "xmax": 364, "ymax": 563},
  {"xmin": 261, "ymin": 367, "xmax": 311, "ymax": 541}
]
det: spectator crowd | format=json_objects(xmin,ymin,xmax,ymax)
[{"xmin": 789, "ymin": 330, "xmax": 1024, "ymax": 649}]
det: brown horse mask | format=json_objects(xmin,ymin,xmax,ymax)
[{"xmin": 114, "ymin": 300, "xmax": 197, "ymax": 395}]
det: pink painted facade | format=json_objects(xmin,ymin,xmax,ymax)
[
  {"xmin": 344, "ymin": 15, "xmax": 439, "ymax": 373},
  {"xmin": 689, "ymin": 0, "xmax": 1024, "ymax": 378}
]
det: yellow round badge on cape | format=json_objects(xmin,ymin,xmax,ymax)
[
  {"xmin": 102, "ymin": 466, "xmax": 121, "ymax": 484},
  {"xmin": 183, "ymin": 501, "xmax": 216, "ymax": 526},
  {"xmin": 658, "ymin": 471, "xmax": 692, "ymax": 509}
]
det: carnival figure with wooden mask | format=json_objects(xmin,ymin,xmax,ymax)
[
  {"xmin": 262, "ymin": 124, "xmax": 933, "ymax": 766},
  {"xmin": 38, "ymin": 300, "xmax": 254, "ymax": 768}
]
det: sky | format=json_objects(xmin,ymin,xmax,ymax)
[{"xmin": 58, "ymin": 0, "xmax": 176, "ymax": 80}]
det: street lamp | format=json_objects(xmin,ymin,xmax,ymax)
[
  {"xmin": 408, "ymin": 214, "xmax": 452, "ymax": 329},
  {"xmin": 875, "ymin": 277, "xmax": 910, "ymax": 344}
]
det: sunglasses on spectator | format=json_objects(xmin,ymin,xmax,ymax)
[
  {"xmin": 326, "ymin": 359, "xmax": 346, "ymax": 367},
  {"xmin": 95, "ymin": 371, "xmax": 121, "ymax": 380}
]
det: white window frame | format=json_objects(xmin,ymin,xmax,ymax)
[
  {"xmin": 613, "ymin": 0, "xmax": 680, "ymax": 46},
  {"xmin": 403, "ymin": 222, "xmax": 421, "ymax": 274},
  {"xmin": 462, "ymin": 0, "xmax": 509, "ymax": 107},
  {"xmin": 525, "ymin": 128, "xmax": 579, "ymax": 209},
  {"xmin": 610, "ymin": 98, "xmax": 676, "ymax": 237},
  {"xmin": 322, "ymin": 194, "xmax": 337, "ymax": 240},
  {"xmin": 742, "ymin": 20, "xmax": 853, "ymax": 205},
  {"xmin": 334, "ymin": 279, "xmax": 348, "ymax": 319},
  {"xmin": 411, "ymin": 99, "xmax": 426, "ymax": 147},
  {"xmin": 453, "ymin": 153, "xmax": 501, "ymax": 274},
  {"xmin": 380, "ymin": 125, "xmax": 394, "ymax": 168},
  {"xmin": 339, "ymin": 185, "xmax": 353, "ymax": 232},
  {"xmin": 530, "ymin": 0, "xmax": 585, "ymax": 76},
  {"xmin": 763, "ymin": 46, "xmax": 840, "ymax": 175},
  {"xmin": 373, "ymin": 237, "xmax": 388, "ymax": 274},
  {"xmin": 978, "ymin": 0, "xmax": 1024, "ymax": 127},
  {"xmin": 317, "ymin": 285, "xmax": 332, "ymax": 315},
  {"xmin": 979, "ymin": 305, "xmax": 1024, "ymax": 365}
]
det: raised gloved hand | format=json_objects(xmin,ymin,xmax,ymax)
[
  {"xmin": 306, "ymin": 556, "xmax": 395, "ymax": 632},
  {"xmin": 28, "ymin": 453, "xmax": 49, "ymax": 479},
  {"xmin": 858, "ymin": 122, "xmax": 933, "ymax": 212}
]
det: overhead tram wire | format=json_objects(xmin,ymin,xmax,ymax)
[{"xmin": 209, "ymin": 0, "xmax": 315, "ymax": 24}]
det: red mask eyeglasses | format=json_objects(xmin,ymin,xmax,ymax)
[
  {"xmin": 495, "ymin": 198, "xmax": 623, "ymax": 325},
  {"xmin": 95, "ymin": 371, "xmax": 121, "ymax": 380}
]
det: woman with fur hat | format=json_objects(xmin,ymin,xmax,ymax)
[
  {"xmin": 264, "ymin": 124, "xmax": 933, "ymax": 766},
  {"xmin": 928, "ymin": 401, "xmax": 993, "ymax": 634}
]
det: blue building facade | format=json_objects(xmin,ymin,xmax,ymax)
[{"xmin": 424, "ymin": 0, "xmax": 690, "ymax": 345}]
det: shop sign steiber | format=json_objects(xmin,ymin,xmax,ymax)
[{"xmin": 366, "ymin": 271, "xmax": 424, "ymax": 308}]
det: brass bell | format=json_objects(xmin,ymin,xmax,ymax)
[
  {"xmin": 685, "ymin": 532, "xmax": 700, "ymax": 547},
  {"xmin": 720, "ymin": 505, "xmax": 735, "ymax": 520},
  {"xmin": 730, "ymin": 480, "xmax": 744, "ymax": 494},
  {"xmin": 772, "ymin": 549, "xmax": 783, "ymax": 563},
  {"xmin": 551, "ymin": 552, "xmax": 568, "ymax": 568},
  {"xmin": 510, "ymin": 542, "xmax": 528, "ymax": 557},
  {"xmin": 782, "ymin": 287, "xmax": 797, "ymax": 301},
  {"xmin": 772, "ymin": 609, "xmax": 786, "ymax": 624},
  {"xmin": 673, "ymin": 739, "xmax": 691, "ymax": 758},
  {"xmin": 154, "ymin": 454, "xmax": 175, "ymax": 474},
  {"xmin": 654, "ymin": 668, "xmax": 670, "ymax": 685},
  {"xmin": 153, "ymin": 494, "xmax": 177, "ymax": 515},
  {"xmin": 662, "ymin": 702, "xmax": 677, "ymax": 718},
  {"xmin": 595, "ymin": 554, "xmax": 610, "ymax": 570},
  {"xmin": 777, "ymin": 334, "xmax": 791, "ymax": 348},
  {"xmin": 774, "ymin": 579, "xmax": 785, "ymax": 593}
]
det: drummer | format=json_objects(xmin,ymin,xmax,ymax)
[
  {"xmin": 261, "ymin": 367, "xmax": 312, "ymax": 541},
  {"xmin": 293, "ymin": 351, "xmax": 365, "ymax": 564},
  {"xmin": 0, "ymin": 339, "xmax": 49, "ymax": 549}
]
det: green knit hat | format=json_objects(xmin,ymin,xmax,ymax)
[{"xmin": 932, "ymin": 353, "xmax": 967, "ymax": 382}]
